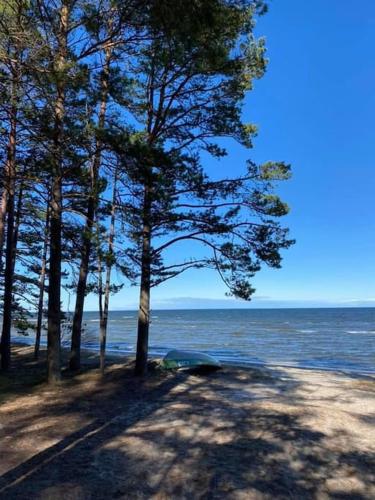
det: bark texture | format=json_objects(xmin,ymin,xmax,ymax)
[
  {"xmin": 0, "ymin": 187, "xmax": 8, "ymax": 270},
  {"xmin": 35, "ymin": 201, "xmax": 50, "ymax": 360},
  {"xmin": 99, "ymin": 170, "xmax": 117, "ymax": 374},
  {"xmin": 135, "ymin": 182, "xmax": 152, "ymax": 376},
  {"xmin": 47, "ymin": 2, "xmax": 69, "ymax": 384},
  {"xmin": 0, "ymin": 73, "xmax": 18, "ymax": 371}
]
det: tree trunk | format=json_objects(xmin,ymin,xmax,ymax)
[
  {"xmin": 12, "ymin": 183, "xmax": 23, "ymax": 265},
  {"xmin": 135, "ymin": 183, "xmax": 152, "ymax": 376},
  {"xmin": 47, "ymin": 177, "xmax": 62, "ymax": 383},
  {"xmin": 0, "ymin": 187, "xmax": 8, "ymax": 270},
  {"xmin": 35, "ymin": 199, "xmax": 50, "ymax": 360},
  {"xmin": 1, "ymin": 195, "xmax": 15, "ymax": 372},
  {"xmin": 69, "ymin": 210, "xmax": 92, "ymax": 370},
  {"xmin": 69, "ymin": 46, "xmax": 112, "ymax": 371},
  {"xmin": 0, "ymin": 1, "xmax": 23, "ymax": 371},
  {"xmin": 0, "ymin": 74, "xmax": 17, "ymax": 372},
  {"xmin": 0, "ymin": 128, "xmax": 16, "ymax": 371},
  {"xmin": 47, "ymin": 2, "xmax": 69, "ymax": 384},
  {"xmin": 99, "ymin": 168, "xmax": 117, "ymax": 375}
]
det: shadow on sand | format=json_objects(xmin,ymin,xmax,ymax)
[{"xmin": 0, "ymin": 347, "xmax": 374, "ymax": 499}]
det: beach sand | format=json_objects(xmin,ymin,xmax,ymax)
[{"xmin": 0, "ymin": 345, "xmax": 374, "ymax": 499}]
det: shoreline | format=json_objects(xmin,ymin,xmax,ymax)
[{"xmin": 12, "ymin": 336, "xmax": 375, "ymax": 379}]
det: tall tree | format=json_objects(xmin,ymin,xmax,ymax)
[
  {"xmin": 32, "ymin": 0, "xmax": 107, "ymax": 381},
  {"xmin": 0, "ymin": 0, "xmax": 30, "ymax": 370},
  {"xmin": 69, "ymin": 0, "xmax": 147, "ymax": 370},
  {"xmin": 120, "ymin": 0, "xmax": 275, "ymax": 375},
  {"xmin": 34, "ymin": 196, "xmax": 50, "ymax": 359},
  {"xmin": 69, "ymin": 40, "xmax": 114, "ymax": 371},
  {"xmin": 45, "ymin": 0, "xmax": 70, "ymax": 383},
  {"xmin": 98, "ymin": 165, "xmax": 118, "ymax": 374}
]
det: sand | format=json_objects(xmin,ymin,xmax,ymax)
[{"xmin": 0, "ymin": 345, "xmax": 374, "ymax": 499}]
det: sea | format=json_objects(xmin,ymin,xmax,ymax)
[{"xmin": 12, "ymin": 307, "xmax": 375, "ymax": 375}]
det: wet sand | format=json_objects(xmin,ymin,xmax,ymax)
[{"xmin": 0, "ymin": 345, "xmax": 374, "ymax": 499}]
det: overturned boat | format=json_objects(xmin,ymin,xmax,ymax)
[{"xmin": 162, "ymin": 349, "xmax": 221, "ymax": 370}]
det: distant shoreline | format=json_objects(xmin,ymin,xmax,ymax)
[
  {"xmin": 4, "ymin": 305, "xmax": 375, "ymax": 316},
  {"xmin": 85, "ymin": 306, "xmax": 375, "ymax": 312}
]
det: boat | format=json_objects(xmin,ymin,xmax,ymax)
[{"xmin": 161, "ymin": 349, "xmax": 221, "ymax": 370}]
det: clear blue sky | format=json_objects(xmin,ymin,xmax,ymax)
[{"xmin": 79, "ymin": 0, "xmax": 375, "ymax": 311}]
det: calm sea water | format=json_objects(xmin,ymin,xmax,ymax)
[{"xmin": 13, "ymin": 308, "xmax": 375, "ymax": 374}]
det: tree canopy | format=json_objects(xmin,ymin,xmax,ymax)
[{"xmin": 0, "ymin": 0, "xmax": 294, "ymax": 381}]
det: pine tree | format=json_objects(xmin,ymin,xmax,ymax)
[
  {"xmin": 111, "ymin": 0, "xmax": 287, "ymax": 375},
  {"xmin": 69, "ymin": 11, "xmax": 116, "ymax": 371},
  {"xmin": 0, "ymin": 0, "xmax": 33, "ymax": 370}
]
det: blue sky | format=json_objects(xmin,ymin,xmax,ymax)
[{"xmin": 80, "ymin": 0, "xmax": 375, "ymax": 310}]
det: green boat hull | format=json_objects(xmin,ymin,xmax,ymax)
[{"xmin": 162, "ymin": 350, "xmax": 221, "ymax": 370}]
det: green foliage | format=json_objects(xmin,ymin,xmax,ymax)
[
  {"xmin": 0, "ymin": 0, "xmax": 292, "ymax": 378},
  {"xmin": 259, "ymin": 161, "xmax": 292, "ymax": 181}
]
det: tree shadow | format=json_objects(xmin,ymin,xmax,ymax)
[
  {"xmin": 0, "ymin": 343, "xmax": 125, "ymax": 404},
  {"xmin": 0, "ymin": 353, "xmax": 374, "ymax": 499}
]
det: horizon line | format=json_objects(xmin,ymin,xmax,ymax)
[{"xmin": 81, "ymin": 305, "xmax": 375, "ymax": 312}]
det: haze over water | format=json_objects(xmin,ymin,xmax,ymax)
[{"xmin": 15, "ymin": 307, "xmax": 375, "ymax": 374}]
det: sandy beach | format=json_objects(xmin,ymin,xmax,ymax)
[{"xmin": 0, "ymin": 345, "xmax": 374, "ymax": 499}]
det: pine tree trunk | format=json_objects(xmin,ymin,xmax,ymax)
[
  {"xmin": 0, "ymin": 187, "xmax": 8, "ymax": 270},
  {"xmin": 0, "ymin": 1, "xmax": 23, "ymax": 371},
  {"xmin": 1, "ymin": 196, "xmax": 15, "ymax": 372},
  {"xmin": 99, "ymin": 295, "xmax": 108, "ymax": 375},
  {"xmin": 0, "ymin": 159, "xmax": 16, "ymax": 372},
  {"xmin": 35, "ymin": 200, "xmax": 50, "ymax": 360},
  {"xmin": 99, "ymin": 169, "xmax": 117, "ymax": 375},
  {"xmin": 69, "ymin": 200, "xmax": 93, "ymax": 370},
  {"xmin": 12, "ymin": 183, "xmax": 23, "ymax": 265},
  {"xmin": 69, "ymin": 46, "xmax": 112, "ymax": 371},
  {"xmin": 0, "ymin": 84, "xmax": 17, "ymax": 371},
  {"xmin": 47, "ymin": 176, "xmax": 62, "ymax": 383},
  {"xmin": 1, "ymin": 185, "xmax": 25, "ymax": 368},
  {"xmin": 135, "ymin": 183, "xmax": 152, "ymax": 376},
  {"xmin": 47, "ymin": 2, "xmax": 69, "ymax": 384}
]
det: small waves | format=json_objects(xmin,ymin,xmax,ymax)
[
  {"xmin": 346, "ymin": 330, "xmax": 373, "ymax": 334},
  {"xmin": 12, "ymin": 308, "xmax": 375, "ymax": 375}
]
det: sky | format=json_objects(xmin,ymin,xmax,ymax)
[{"xmin": 79, "ymin": 0, "xmax": 375, "ymax": 311}]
